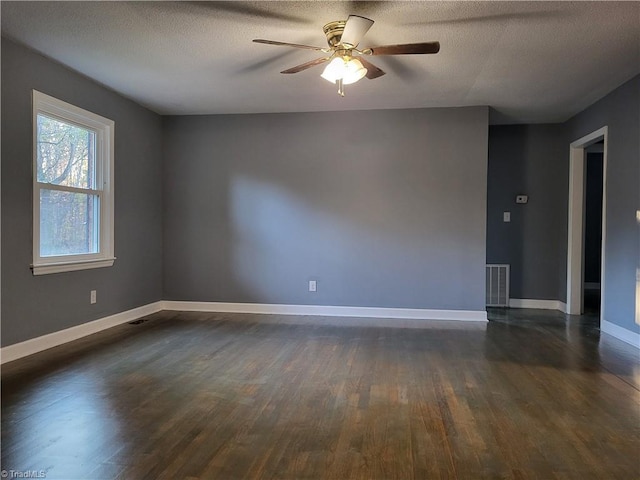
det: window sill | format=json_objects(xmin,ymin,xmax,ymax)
[{"xmin": 32, "ymin": 257, "xmax": 116, "ymax": 276}]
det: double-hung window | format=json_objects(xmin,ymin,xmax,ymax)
[{"xmin": 32, "ymin": 91, "xmax": 115, "ymax": 275}]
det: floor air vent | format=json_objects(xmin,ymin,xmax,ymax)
[
  {"xmin": 486, "ymin": 264, "xmax": 510, "ymax": 307},
  {"xmin": 128, "ymin": 318, "xmax": 150, "ymax": 325}
]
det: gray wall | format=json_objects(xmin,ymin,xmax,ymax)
[
  {"xmin": 486, "ymin": 124, "xmax": 567, "ymax": 300},
  {"xmin": 565, "ymin": 75, "xmax": 639, "ymax": 334},
  {"xmin": 163, "ymin": 107, "xmax": 489, "ymax": 311},
  {"xmin": 1, "ymin": 39, "xmax": 164, "ymax": 346}
]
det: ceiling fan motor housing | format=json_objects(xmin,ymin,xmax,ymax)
[{"xmin": 323, "ymin": 21, "xmax": 346, "ymax": 47}]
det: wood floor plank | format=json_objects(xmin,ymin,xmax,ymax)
[{"xmin": 2, "ymin": 309, "xmax": 639, "ymax": 479}]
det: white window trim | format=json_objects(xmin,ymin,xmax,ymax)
[{"xmin": 32, "ymin": 90, "xmax": 115, "ymax": 275}]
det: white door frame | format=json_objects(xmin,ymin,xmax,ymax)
[{"xmin": 566, "ymin": 126, "xmax": 608, "ymax": 316}]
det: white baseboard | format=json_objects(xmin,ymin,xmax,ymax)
[
  {"xmin": 161, "ymin": 301, "xmax": 488, "ymax": 322},
  {"xmin": 508, "ymin": 298, "xmax": 567, "ymax": 312},
  {"xmin": 0, "ymin": 301, "xmax": 163, "ymax": 364},
  {"xmin": 0, "ymin": 300, "xmax": 487, "ymax": 364},
  {"xmin": 4, "ymin": 299, "xmax": 637, "ymax": 366},
  {"xmin": 601, "ymin": 319, "xmax": 640, "ymax": 349}
]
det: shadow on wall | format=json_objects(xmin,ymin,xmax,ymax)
[
  {"xmin": 228, "ymin": 168, "xmax": 479, "ymax": 309},
  {"xmin": 486, "ymin": 124, "xmax": 567, "ymax": 303},
  {"xmin": 486, "ymin": 126, "xmax": 526, "ymax": 299}
]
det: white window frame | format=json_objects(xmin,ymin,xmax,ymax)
[{"xmin": 32, "ymin": 90, "xmax": 115, "ymax": 275}]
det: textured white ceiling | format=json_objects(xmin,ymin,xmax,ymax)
[{"xmin": 2, "ymin": 1, "xmax": 639, "ymax": 123}]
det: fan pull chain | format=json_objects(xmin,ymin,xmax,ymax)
[{"xmin": 337, "ymin": 78, "xmax": 345, "ymax": 97}]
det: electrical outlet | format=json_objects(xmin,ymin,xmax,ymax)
[
  {"xmin": 309, "ymin": 280, "xmax": 317, "ymax": 292},
  {"xmin": 90, "ymin": 290, "xmax": 97, "ymax": 304}
]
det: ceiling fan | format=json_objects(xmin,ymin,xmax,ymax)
[{"xmin": 253, "ymin": 15, "xmax": 440, "ymax": 96}]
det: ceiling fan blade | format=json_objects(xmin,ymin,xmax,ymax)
[
  {"xmin": 253, "ymin": 39, "xmax": 326, "ymax": 51},
  {"xmin": 403, "ymin": 11, "xmax": 565, "ymax": 27},
  {"xmin": 368, "ymin": 42, "xmax": 440, "ymax": 55},
  {"xmin": 186, "ymin": 2, "xmax": 312, "ymax": 25},
  {"xmin": 340, "ymin": 15, "xmax": 374, "ymax": 48},
  {"xmin": 357, "ymin": 57, "xmax": 386, "ymax": 79},
  {"xmin": 281, "ymin": 57, "xmax": 330, "ymax": 74}
]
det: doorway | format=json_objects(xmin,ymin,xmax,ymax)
[
  {"xmin": 566, "ymin": 126, "xmax": 608, "ymax": 317},
  {"xmin": 583, "ymin": 142, "xmax": 604, "ymax": 315}
]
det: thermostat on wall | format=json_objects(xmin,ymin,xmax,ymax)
[{"xmin": 516, "ymin": 195, "xmax": 528, "ymax": 204}]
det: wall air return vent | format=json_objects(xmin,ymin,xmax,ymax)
[{"xmin": 486, "ymin": 264, "xmax": 510, "ymax": 307}]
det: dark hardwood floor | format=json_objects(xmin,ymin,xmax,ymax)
[{"xmin": 2, "ymin": 309, "xmax": 639, "ymax": 479}]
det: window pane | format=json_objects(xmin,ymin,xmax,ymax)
[
  {"xmin": 40, "ymin": 190, "xmax": 99, "ymax": 256},
  {"xmin": 37, "ymin": 114, "xmax": 96, "ymax": 189}
]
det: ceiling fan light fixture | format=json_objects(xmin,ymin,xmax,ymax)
[
  {"xmin": 320, "ymin": 57, "xmax": 367, "ymax": 85},
  {"xmin": 320, "ymin": 57, "xmax": 346, "ymax": 83},
  {"xmin": 343, "ymin": 58, "xmax": 367, "ymax": 84}
]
